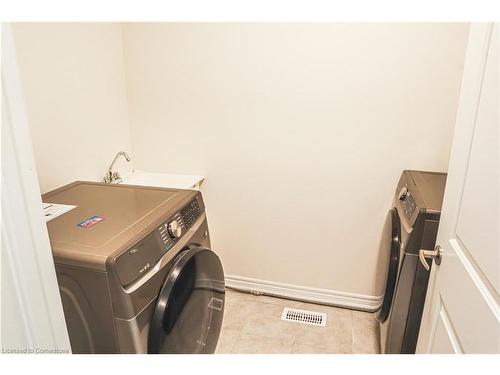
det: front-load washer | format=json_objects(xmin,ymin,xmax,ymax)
[
  {"xmin": 42, "ymin": 181, "xmax": 225, "ymax": 354},
  {"xmin": 377, "ymin": 170, "xmax": 446, "ymax": 354}
]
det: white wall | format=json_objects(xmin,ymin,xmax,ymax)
[
  {"xmin": 11, "ymin": 23, "xmax": 132, "ymax": 194},
  {"xmin": 122, "ymin": 23, "xmax": 470, "ymax": 298}
]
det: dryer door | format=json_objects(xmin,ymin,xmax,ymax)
[
  {"xmin": 148, "ymin": 246, "xmax": 225, "ymax": 354},
  {"xmin": 377, "ymin": 208, "xmax": 401, "ymax": 323}
]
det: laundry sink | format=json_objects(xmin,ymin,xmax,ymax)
[{"xmin": 118, "ymin": 170, "xmax": 204, "ymax": 190}]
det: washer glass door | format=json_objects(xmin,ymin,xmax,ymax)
[
  {"xmin": 148, "ymin": 246, "xmax": 225, "ymax": 354},
  {"xmin": 377, "ymin": 208, "xmax": 401, "ymax": 323}
]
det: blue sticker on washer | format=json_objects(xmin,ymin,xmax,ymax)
[{"xmin": 77, "ymin": 215, "xmax": 105, "ymax": 228}]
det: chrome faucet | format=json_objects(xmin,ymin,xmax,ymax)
[{"xmin": 103, "ymin": 151, "xmax": 131, "ymax": 183}]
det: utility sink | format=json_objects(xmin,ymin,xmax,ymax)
[{"xmin": 118, "ymin": 170, "xmax": 204, "ymax": 190}]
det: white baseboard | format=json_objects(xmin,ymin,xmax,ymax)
[{"xmin": 225, "ymin": 275, "xmax": 383, "ymax": 312}]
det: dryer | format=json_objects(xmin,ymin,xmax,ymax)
[
  {"xmin": 377, "ymin": 170, "xmax": 446, "ymax": 354},
  {"xmin": 43, "ymin": 182, "xmax": 224, "ymax": 354}
]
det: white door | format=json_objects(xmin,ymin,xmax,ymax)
[
  {"xmin": 1, "ymin": 24, "xmax": 71, "ymax": 353},
  {"xmin": 416, "ymin": 23, "xmax": 499, "ymax": 354}
]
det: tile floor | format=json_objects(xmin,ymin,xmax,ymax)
[{"xmin": 216, "ymin": 289, "xmax": 380, "ymax": 354}]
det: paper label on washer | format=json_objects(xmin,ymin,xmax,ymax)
[{"xmin": 43, "ymin": 203, "xmax": 77, "ymax": 222}]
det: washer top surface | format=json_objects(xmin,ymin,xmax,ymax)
[{"xmin": 42, "ymin": 181, "xmax": 193, "ymax": 269}]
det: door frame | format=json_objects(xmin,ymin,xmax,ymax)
[{"xmin": 1, "ymin": 23, "xmax": 71, "ymax": 352}]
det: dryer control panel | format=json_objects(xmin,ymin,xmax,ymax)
[
  {"xmin": 395, "ymin": 173, "xmax": 421, "ymax": 230},
  {"xmin": 398, "ymin": 185, "xmax": 417, "ymax": 222}
]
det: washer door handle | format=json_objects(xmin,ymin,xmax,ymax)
[{"xmin": 419, "ymin": 245, "xmax": 442, "ymax": 271}]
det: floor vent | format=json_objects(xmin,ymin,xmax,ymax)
[{"xmin": 281, "ymin": 307, "xmax": 327, "ymax": 327}]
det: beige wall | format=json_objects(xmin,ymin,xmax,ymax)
[
  {"xmin": 10, "ymin": 23, "xmax": 470, "ymax": 299},
  {"xmin": 11, "ymin": 23, "xmax": 132, "ymax": 193},
  {"xmin": 122, "ymin": 23, "xmax": 469, "ymax": 297}
]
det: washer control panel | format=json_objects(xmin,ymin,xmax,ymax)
[
  {"xmin": 157, "ymin": 197, "xmax": 202, "ymax": 251},
  {"xmin": 180, "ymin": 198, "xmax": 202, "ymax": 228},
  {"xmin": 116, "ymin": 194, "xmax": 204, "ymax": 286}
]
